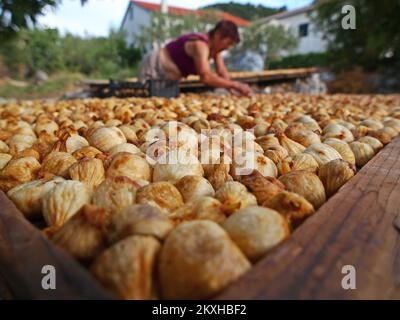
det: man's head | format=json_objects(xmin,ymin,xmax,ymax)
[{"xmin": 208, "ymin": 20, "xmax": 240, "ymax": 53}]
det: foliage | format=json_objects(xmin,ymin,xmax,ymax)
[
  {"xmin": 60, "ymin": 30, "xmax": 142, "ymax": 78},
  {"xmin": 0, "ymin": 27, "xmax": 142, "ymax": 79},
  {"xmin": 136, "ymin": 12, "xmax": 220, "ymax": 50},
  {"xmin": 231, "ymin": 21, "xmax": 298, "ymax": 68},
  {"xmin": 313, "ymin": 0, "xmax": 400, "ymax": 71},
  {"xmin": 23, "ymin": 27, "xmax": 64, "ymax": 75},
  {"xmin": 202, "ymin": 1, "xmax": 286, "ymax": 21},
  {"xmin": 0, "ymin": 55, "xmax": 7, "ymax": 77},
  {"xmin": 269, "ymin": 52, "xmax": 330, "ymax": 69}
]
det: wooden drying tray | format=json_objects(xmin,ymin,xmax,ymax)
[
  {"xmin": 0, "ymin": 192, "xmax": 110, "ymax": 299},
  {"xmin": 1, "ymin": 137, "xmax": 399, "ymax": 300},
  {"xmin": 83, "ymin": 68, "xmax": 320, "ymax": 93},
  {"xmin": 218, "ymin": 138, "xmax": 400, "ymax": 300}
]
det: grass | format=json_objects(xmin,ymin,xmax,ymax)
[
  {"xmin": 0, "ymin": 73, "xmax": 85, "ymax": 100},
  {"xmin": 0, "ymin": 66, "xmax": 140, "ymax": 100}
]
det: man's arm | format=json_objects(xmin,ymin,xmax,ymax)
[
  {"xmin": 214, "ymin": 53, "xmax": 230, "ymax": 80},
  {"xmin": 191, "ymin": 41, "xmax": 241, "ymax": 90}
]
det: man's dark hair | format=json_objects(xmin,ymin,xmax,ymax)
[{"xmin": 208, "ymin": 20, "xmax": 240, "ymax": 43}]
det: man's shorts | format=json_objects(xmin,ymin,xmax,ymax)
[{"xmin": 138, "ymin": 48, "xmax": 168, "ymax": 83}]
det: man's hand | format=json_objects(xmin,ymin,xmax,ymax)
[
  {"xmin": 190, "ymin": 41, "xmax": 252, "ymax": 96},
  {"xmin": 231, "ymin": 82, "xmax": 252, "ymax": 96}
]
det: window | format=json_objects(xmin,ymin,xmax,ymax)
[
  {"xmin": 129, "ymin": 6, "xmax": 134, "ymax": 20},
  {"xmin": 298, "ymin": 23, "xmax": 309, "ymax": 37}
]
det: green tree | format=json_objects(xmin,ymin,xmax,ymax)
[
  {"xmin": 0, "ymin": 26, "xmax": 142, "ymax": 79},
  {"xmin": 231, "ymin": 22, "xmax": 298, "ymax": 68},
  {"xmin": 0, "ymin": 29, "xmax": 29, "ymax": 78},
  {"xmin": 0, "ymin": 27, "xmax": 64, "ymax": 77},
  {"xmin": 313, "ymin": 0, "xmax": 400, "ymax": 70},
  {"xmin": 60, "ymin": 29, "xmax": 141, "ymax": 78},
  {"xmin": 0, "ymin": 0, "xmax": 87, "ymax": 41},
  {"xmin": 24, "ymin": 27, "xmax": 64, "ymax": 74}
]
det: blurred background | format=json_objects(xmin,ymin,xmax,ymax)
[{"xmin": 0, "ymin": 0, "xmax": 399, "ymax": 99}]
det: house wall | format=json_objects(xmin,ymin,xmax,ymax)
[
  {"xmin": 120, "ymin": 3, "xmax": 152, "ymax": 46},
  {"xmin": 274, "ymin": 11, "xmax": 327, "ymax": 54}
]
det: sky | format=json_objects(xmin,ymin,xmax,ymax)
[{"xmin": 38, "ymin": 0, "xmax": 313, "ymax": 37}]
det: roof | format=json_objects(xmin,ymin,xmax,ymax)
[
  {"xmin": 258, "ymin": 4, "xmax": 315, "ymax": 23},
  {"xmin": 131, "ymin": 0, "xmax": 250, "ymax": 27}
]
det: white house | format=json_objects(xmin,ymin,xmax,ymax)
[
  {"xmin": 259, "ymin": 5, "xmax": 328, "ymax": 55},
  {"xmin": 120, "ymin": 0, "xmax": 250, "ymax": 47}
]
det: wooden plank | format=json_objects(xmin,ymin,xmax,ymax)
[
  {"xmin": 0, "ymin": 192, "xmax": 111, "ymax": 300},
  {"xmin": 217, "ymin": 138, "xmax": 400, "ymax": 300}
]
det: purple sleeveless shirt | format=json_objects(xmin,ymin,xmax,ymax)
[{"xmin": 166, "ymin": 33, "xmax": 209, "ymax": 77}]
